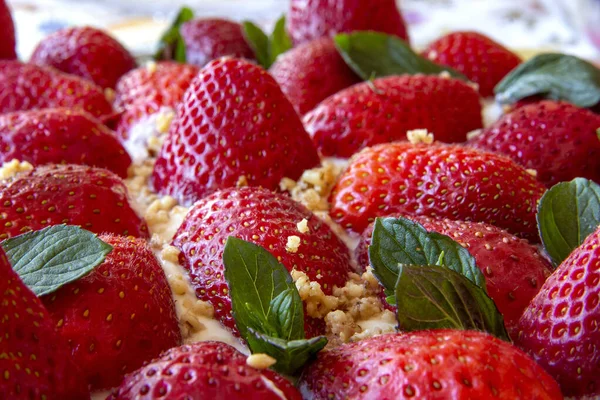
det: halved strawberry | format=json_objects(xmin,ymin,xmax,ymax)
[
  {"xmin": 303, "ymin": 74, "xmax": 482, "ymax": 157},
  {"xmin": 109, "ymin": 341, "xmax": 301, "ymax": 399},
  {"xmin": 0, "ymin": 247, "xmax": 90, "ymax": 399},
  {"xmin": 0, "ymin": 108, "xmax": 131, "ymax": 177},
  {"xmin": 0, "ymin": 61, "xmax": 113, "ymax": 119},
  {"xmin": 329, "ymin": 142, "xmax": 546, "ymax": 239},
  {"xmin": 516, "ymin": 225, "xmax": 600, "ymax": 397},
  {"xmin": 172, "ymin": 186, "xmax": 354, "ymax": 338},
  {"xmin": 151, "ymin": 58, "xmax": 320, "ymax": 205},
  {"xmin": 42, "ymin": 234, "xmax": 181, "ymax": 390},
  {"xmin": 0, "ymin": 164, "xmax": 148, "ymax": 239},
  {"xmin": 299, "ymin": 330, "xmax": 562, "ymax": 399},
  {"xmin": 31, "ymin": 26, "xmax": 137, "ymax": 89}
]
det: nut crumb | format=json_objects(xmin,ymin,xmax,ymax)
[
  {"xmin": 297, "ymin": 218, "xmax": 309, "ymax": 233},
  {"xmin": 145, "ymin": 60, "xmax": 157, "ymax": 73},
  {"xmin": 155, "ymin": 110, "xmax": 175, "ymax": 134},
  {"xmin": 0, "ymin": 159, "xmax": 33, "ymax": 180},
  {"xmin": 525, "ymin": 169, "xmax": 538, "ymax": 177},
  {"xmin": 407, "ymin": 129, "xmax": 434, "ymax": 145},
  {"xmin": 466, "ymin": 129, "xmax": 483, "ymax": 140},
  {"xmin": 236, "ymin": 175, "xmax": 248, "ymax": 188},
  {"xmin": 286, "ymin": 235, "xmax": 301, "ymax": 253},
  {"xmin": 246, "ymin": 353, "xmax": 277, "ymax": 370}
]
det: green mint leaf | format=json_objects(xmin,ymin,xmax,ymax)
[
  {"xmin": 537, "ymin": 178, "xmax": 600, "ymax": 266},
  {"xmin": 368, "ymin": 217, "xmax": 486, "ymax": 299},
  {"xmin": 1, "ymin": 225, "xmax": 112, "ymax": 296},
  {"xmin": 268, "ymin": 16, "xmax": 292, "ymax": 66},
  {"xmin": 223, "ymin": 237, "xmax": 305, "ymax": 341},
  {"xmin": 334, "ymin": 31, "xmax": 466, "ymax": 81},
  {"xmin": 242, "ymin": 21, "xmax": 270, "ymax": 68},
  {"xmin": 395, "ymin": 264, "xmax": 510, "ymax": 341},
  {"xmin": 495, "ymin": 53, "xmax": 600, "ymax": 108},
  {"xmin": 154, "ymin": 6, "xmax": 194, "ymax": 62},
  {"xmin": 246, "ymin": 328, "xmax": 327, "ymax": 375}
]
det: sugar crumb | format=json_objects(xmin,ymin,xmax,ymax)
[
  {"xmin": 246, "ymin": 353, "xmax": 277, "ymax": 370},
  {"xmin": 407, "ymin": 129, "xmax": 434, "ymax": 145},
  {"xmin": 286, "ymin": 235, "xmax": 301, "ymax": 253},
  {"xmin": 297, "ymin": 218, "xmax": 309, "ymax": 234}
]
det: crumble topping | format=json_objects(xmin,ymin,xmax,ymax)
[
  {"xmin": 285, "ymin": 235, "xmax": 301, "ymax": 253},
  {"xmin": 406, "ymin": 129, "xmax": 434, "ymax": 145},
  {"xmin": 246, "ymin": 353, "xmax": 277, "ymax": 370},
  {"xmin": 0, "ymin": 159, "xmax": 33, "ymax": 180},
  {"xmin": 296, "ymin": 218, "xmax": 309, "ymax": 233}
]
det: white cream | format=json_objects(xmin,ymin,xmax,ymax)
[
  {"xmin": 482, "ymin": 98, "xmax": 504, "ymax": 128},
  {"xmin": 124, "ymin": 107, "xmax": 174, "ymax": 163}
]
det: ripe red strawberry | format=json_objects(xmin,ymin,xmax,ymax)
[
  {"xmin": 42, "ymin": 234, "xmax": 181, "ymax": 390},
  {"xmin": 172, "ymin": 186, "xmax": 354, "ymax": 337},
  {"xmin": 0, "ymin": 248, "xmax": 90, "ymax": 399},
  {"xmin": 0, "ymin": 61, "xmax": 113, "ymax": 119},
  {"xmin": 357, "ymin": 215, "xmax": 553, "ymax": 334},
  {"xmin": 469, "ymin": 100, "xmax": 600, "ymax": 186},
  {"xmin": 299, "ymin": 330, "xmax": 562, "ymax": 399},
  {"xmin": 330, "ymin": 142, "xmax": 546, "ymax": 239},
  {"xmin": 31, "ymin": 26, "xmax": 137, "ymax": 89},
  {"xmin": 109, "ymin": 341, "xmax": 302, "ymax": 400},
  {"xmin": 424, "ymin": 31, "xmax": 521, "ymax": 97},
  {"xmin": 113, "ymin": 61, "xmax": 200, "ymax": 141},
  {"xmin": 0, "ymin": 164, "xmax": 148, "ymax": 239},
  {"xmin": 288, "ymin": 0, "xmax": 409, "ymax": 45},
  {"xmin": 303, "ymin": 74, "xmax": 483, "ymax": 157},
  {"xmin": 0, "ymin": 0, "xmax": 16, "ymax": 60},
  {"xmin": 180, "ymin": 18, "xmax": 254, "ymax": 67},
  {"xmin": 516, "ymin": 226, "xmax": 600, "ymax": 398},
  {"xmin": 0, "ymin": 108, "xmax": 131, "ymax": 177},
  {"xmin": 152, "ymin": 58, "xmax": 320, "ymax": 205},
  {"xmin": 269, "ymin": 37, "xmax": 360, "ymax": 116}
]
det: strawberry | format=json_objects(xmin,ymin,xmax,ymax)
[
  {"xmin": 288, "ymin": 0, "xmax": 409, "ymax": 45},
  {"xmin": 269, "ymin": 37, "xmax": 360, "ymax": 116},
  {"xmin": 42, "ymin": 234, "xmax": 181, "ymax": 390},
  {"xmin": 329, "ymin": 142, "xmax": 546, "ymax": 239},
  {"xmin": 0, "ymin": 164, "xmax": 148, "ymax": 239},
  {"xmin": 299, "ymin": 330, "xmax": 562, "ymax": 399},
  {"xmin": 0, "ymin": 0, "xmax": 16, "ymax": 60},
  {"xmin": 469, "ymin": 100, "xmax": 600, "ymax": 186},
  {"xmin": 172, "ymin": 186, "xmax": 354, "ymax": 338},
  {"xmin": 109, "ymin": 341, "xmax": 302, "ymax": 400},
  {"xmin": 31, "ymin": 26, "xmax": 137, "ymax": 89},
  {"xmin": 357, "ymin": 215, "xmax": 553, "ymax": 334},
  {"xmin": 303, "ymin": 74, "xmax": 483, "ymax": 157},
  {"xmin": 516, "ymin": 226, "xmax": 600, "ymax": 398},
  {"xmin": 0, "ymin": 61, "xmax": 113, "ymax": 119},
  {"xmin": 424, "ymin": 31, "xmax": 521, "ymax": 97},
  {"xmin": 0, "ymin": 247, "xmax": 90, "ymax": 399},
  {"xmin": 180, "ymin": 18, "xmax": 254, "ymax": 67},
  {"xmin": 151, "ymin": 58, "xmax": 320, "ymax": 205},
  {"xmin": 0, "ymin": 108, "xmax": 131, "ymax": 178},
  {"xmin": 113, "ymin": 61, "xmax": 200, "ymax": 141}
]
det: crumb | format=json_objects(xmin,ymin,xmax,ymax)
[
  {"xmin": 406, "ymin": 129, "xmax": 434, "ymax": 145},
  {"xmin": 297, "ymin": 218, "xmax": 309, "ymax": 233},
  {"xmin": 526, "ymin": 169, "xmax": 537, "ymax": 177},
  {"xmin": 0, "ymin": 159, "xmax": 33, "ymax": 180},
  {"xmin": 246, "ymin": 353, "xmax": 277, "ymax": 369},
  {"xmin": 286, "ymin": 235, "xmax": 301, "ymax": 253},
  {"xmin": 155, "ymin": 110, "xmax": 175, "ymax": 134},
  {"xmin": 236, "ymin": 175, "xmax": 248, "ymax": 188},
  {"xmin": 291, "ymin": 270, "xmax": 339, "ymax": 318},
  {"xmin": 104, "ymin": 87, "xmax": 116, "ymax": 103},
  {"xmin": 438, "ymin": 70, "xmax": 450, "ymax": 79},
  {"xmin": 146, "ymin": 60, "xmax": 157, "ymax": 73}
]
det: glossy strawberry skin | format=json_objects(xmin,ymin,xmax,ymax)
[
  {"xmin": 0, "ymin": 164, "xmax": 148, "ymax": 239},
  {"xmin": 152, "ymin": 58, "xmax": 320, "ymax": 205},
  {"xmin": 42, "ymin": 234, "xmax": 181, "ymax": 390},
  {"xmin": 0, "ymin": 61, "xmax": 113, "ymax": 119},
  {"xmin": 0, "ymin": 248, "xmax": 90, "ymax": 400},
  {"xmin": 31, "ymin": 26, "xmax": 136, "ymax": 89},
  {"xmin": 109, "ymin": 341, "xmax": 302, "ymax": 400},
  {"xmin": 330, "ymin": 143, "xmax": 546, "ymax": 239},
  {"xmin": 180, "ymin": 18, "xmax": 254, "ymax": 67},
  {"xmin": 304, "ymin": 75, "xmax": 483, "ymax": 157},
  {"xmin": 516, "ymin": 226, "xmax": 600, "ymax": 398},
  {"xmin": 357, "ymin": 215, "xmax": 553, "ymax": 334},
  {"xmin": 113, "ymin": 61, "xmax": 200, "ymax": 140},
  {"xmin": 269, "ymin": 37, "xmax": 360, "ymax": 116},
  {"xmin": 0, "ymin": 108, "xmax": 131, "ymax": 177},
  {"xmin": 172, "ymin": 186, "xmax": 354, "ymax": 338},
  {"xmin": 0, "ymin": 0, "xmax": 16, "ymax": 59},
  {"xmin": 288, "ymin": 0, "xmax": 409, "ymax": 45},
  {"xmin": 299, "ymin": 330, "xmax": 562, "ymax": 399},
  {"xmin": 469, "ymin": 100, "xmax": 600, "ymax": 186},
  {"xmin": 424, "ymin": 31, "xmax": 521, "ymax": 97}
]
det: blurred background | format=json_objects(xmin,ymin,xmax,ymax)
[{"xmin": 6, "ymin": 0, "xmax": 600, "ymax": 61}]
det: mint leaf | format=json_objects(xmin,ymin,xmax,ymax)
[
  {"xmin": 154, "ymin": 6, "xmax": 194, "ymax": 62},
  {"xmin": 368, "ymin": 217, "xmax": 486, "ymax": 298},
  {"xmin": 1, "ymin": 225, "xmax": 112, "ymax": 296},
  {"xmin": 246, "ymin": 328, "xmax": 327, "ymax": 375},
  {"xmin": 395, "ymin": 264, "xmax": 510, "ymax": 341},
  {"xmin": 243, "ymin": 16, "xmax": 292, "ymax": 69},
  {"xmin": 334, "ymin": 31, "xmax": 466, "ymax": 81},
  {"xmin": 495, "ymin": 53, "xmax": 600, "ymax": 108},
  {"xmin": 223, "ymin": 237, "xmax": 327, "ymax": 375},
  {"xmin": 537, "ymin": 178, "xmax": 600, "ymax": 266}
]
